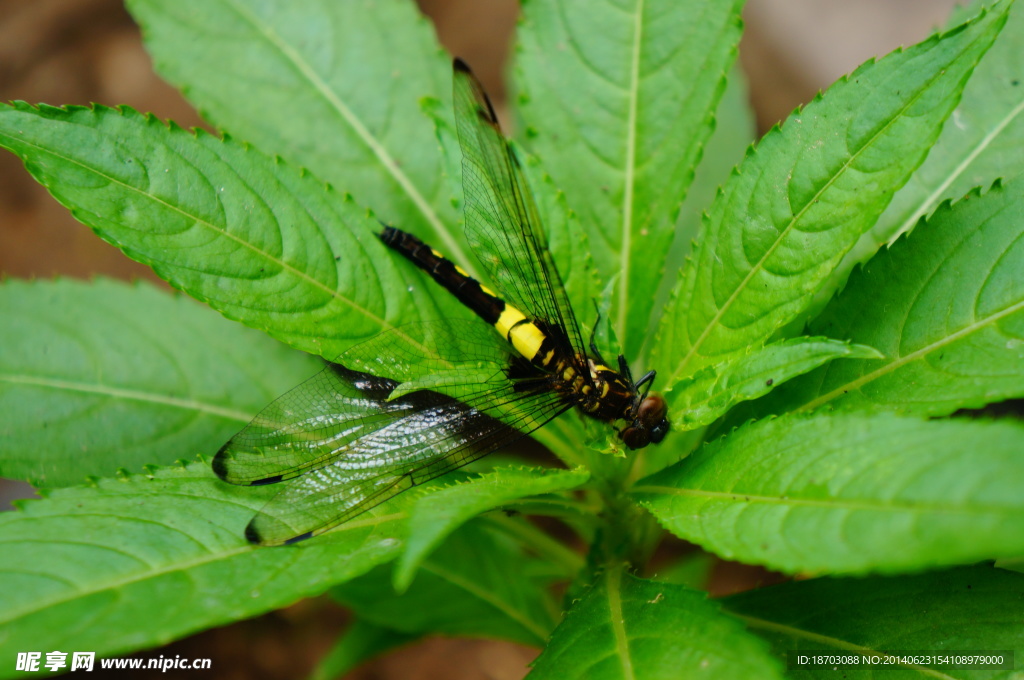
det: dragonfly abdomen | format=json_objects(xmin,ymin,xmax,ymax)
[
  {"xmin": 380, "ymin": 226, "xmax": 559, "ymax": 368},
  {"xmin": 380, "ymin": 226, "xmax": 502, "ymax": 323}
]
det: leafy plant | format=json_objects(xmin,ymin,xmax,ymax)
[{"xmin": 2, "ymin": 0, "xmax": 1023, "ymax": 678}]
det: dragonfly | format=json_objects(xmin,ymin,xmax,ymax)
[{"xmin": 213, "ymin": 59, "xmax": 669, "ymax": 545}]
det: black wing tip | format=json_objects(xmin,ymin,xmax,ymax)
[
  {"xmin": 214, "ymin": 444, "xmax": 285, "ymax": 487},
  {"xmin": 249, "ymin": 474, "xmax": 284, "ymax": 487},
  {"xmin": 244, "ymin": 522, "xmax": 268, "ymax": 545},
  {"xmin": 244, "ymin": 521, "xmax": 315, "ymax": 546},
  {"xmin": 284, "ymin": 531, "xmax": 315, "ymax": 545},
  {"xmin": 211, "ymin": 443, "xmax": 231, "ymax": 480},
  {"xmin": 452, "ymin": 58, "xmax": 499, "ymax": 126},
  {"xmin": 245, "ymin": 520, "xmax": 313, "ymax": 546}
]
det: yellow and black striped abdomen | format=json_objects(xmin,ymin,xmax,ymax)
[{"xmin": 379, "ymin": 227, "xmax": 554, "ymax": 366}]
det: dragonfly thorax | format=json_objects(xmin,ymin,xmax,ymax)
[{"xmin": 571, "ymin": 357, "xmax": 639, "ymax": 421}]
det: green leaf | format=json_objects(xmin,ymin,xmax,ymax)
[
  {"xmin": 310, "ymin": 620, "xmax": 418, "ymax": 680},
  {"xmin": 653, "ymin": 3, "xmax": 1010, "ymax": 384},
  {"xmin": 997, "ymin": 556, "xmax": 1024, "ymax": 574},
  {"xmin": 819, "ymin": 0, "xmax": 1024, "ymax": 314},
  {"xmin": 517, "ymin": 0, "xmax": 746, "ymax": 356},
  {"xmin": 126, "ymin": 0, "xmax": 469, "ymax": 266},
  {"xmin": 635, "ymin": 412, "xmax": 1024, "ymax": 574},
  {"xmin": 334, "ymin": 521, "xmax": 558, "ymax": 647},
  {"xmin": 0, "ymin": 278, "xmax": 318, "ymax": 487},
  {"xmin": 528, "ymin": 568, "xmax": 784, "ymax": 680},
  {"xmin": 724, "ymin": 564, "xmax": 1024, "ymax": 679},
  {"xmin": 0, "ymin": 103, "xmax": 454, "ymax": 359},
  {"xmin": 0, "ymin": 462, "xmax": 406, "ymax": 668},
  {"xmin": 668, "ymin": 337, "xmax": 881, "ymax": 430},
  {"xmin": 874, "ymin": 0, "xmax": 1024, "ymax": 252},
  {"xmin": 394, "ymin": 466, "xmax": 589, "ymax": 591},
  {"xmin": 741, "ymin": 179, "xmax": 1024, "ymax": 419}
]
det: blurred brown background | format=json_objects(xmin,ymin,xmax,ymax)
[{"xmin": 0, "ymin": 0, "xmax": 962, "ymax": 678}]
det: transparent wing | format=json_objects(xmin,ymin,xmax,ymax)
[
  {"xmin": 453, "ymin": 59, "xmax": 588, "ymax": 359},
  {"xmin": 214, "ymin": 321, "xmax": 572, "ymax": 545}
]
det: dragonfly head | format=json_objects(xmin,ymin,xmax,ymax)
[{"xmin": 621, "ymin": 392, "xmax": 669, "ymax": 450}]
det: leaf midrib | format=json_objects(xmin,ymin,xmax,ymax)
[
  {"xmin": 635, "ymin": 485, "xmax": 1019, "ymax": 514},
  {"xmin": 0, "ymin": 374, "xmax": 253, "ymax": 423},
  {"xmin": 0, "ymin": 123, "xmax": 394, "ymax": 326},
  {"xmin": 735, "ymin": 614, "xmax": 956, "ymax": 680},
  {"xmin": 420, "ymin": 559, "xmax": 549, "ymax": 643},
  {"xmin": 0, "ymin": 510, "xmax": 405, "ymax": 624},
  {"xmin": 799, "ymin": 297, "xmax": 1024, "ymax": 410},
  {"xmin": 606, "ymin": 568, "xmax": 636, "ymax": 680},
  {"xmin": 891, "ymin": 94, "xmax": 1024, "ymax": 241},
  {"xmin": 0, "ymin": 123, "xmax": 441, "ymax": 359},
  {"xmin": 615, "ymin": 0, "xmax": 645, "ymax": 343}
]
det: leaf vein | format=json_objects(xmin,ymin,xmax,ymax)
[
  {"xmin": 0, "ymin": 374, "xmax": 254, "ymax": 423},
  {"xmin": 800, "ymin": 298, "xmax": 1024, "ymax": 410},
  {"xmin": 420, "ymin": 560, "xmax": 548, "ymax": 641},
  {"xmin": 736, "ymin": 614, "xmax": 956, "ymax": 679},
  {"xmin": 892, "ymin": 96, "xmax": 1024, "ymax": 241},
  {"xmin": 635, "ymin": 485, "xmax": 1017, "ymax": 514}
]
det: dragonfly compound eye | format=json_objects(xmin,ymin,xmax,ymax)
[
  {"xmin": 621, "ymin": 426, "xmax": 649, "ymax": 450},
  {"xmin": 636, "ymin": 393, "xmax": 669, "ymax": 446}
]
